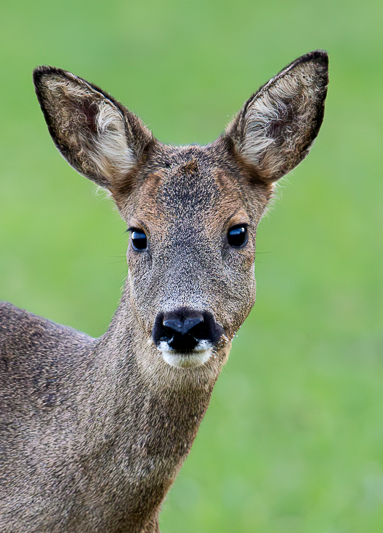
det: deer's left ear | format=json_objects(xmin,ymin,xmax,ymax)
[{"xmin": 225, "ymin": 50, "xmax": 328, "ymax": 182}]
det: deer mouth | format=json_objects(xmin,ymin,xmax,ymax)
[{"xmin": 157, "ymin": 339, "xmax": 213, "ymax": 368}]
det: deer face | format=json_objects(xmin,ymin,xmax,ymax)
[
  {"xmin": 119, "ymin": 144, "xmax": 269, "ymax": 368},
  {"xmin": 33, "ymin": 51, "xmax": 328, "ymax": 369}
]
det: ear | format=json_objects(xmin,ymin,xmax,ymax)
[
  {"xmin": 225, "ymin": 50, "xmax": 328, "ymax": 182},
  {"xmin": 33, "ymin": 66, "xmax": 153, "ymax": 191}
]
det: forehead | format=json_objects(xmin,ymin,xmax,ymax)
[{"xmin": 132, "ymin": 146, "xmax": 245, "ymax": 228}]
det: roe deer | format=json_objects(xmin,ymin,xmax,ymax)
[{"xmin": 0, "ymin": 51, "xmax": 328, "ymax": 532}]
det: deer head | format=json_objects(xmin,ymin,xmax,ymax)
[{"xmin": 33, "ymin": 51, "xmax": 328, "ymax": 371}]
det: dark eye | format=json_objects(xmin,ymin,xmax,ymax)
[
  {"xmin": 130, "ymin": 229, "xmax": 147, "ymax": 251},
  {"xmin": 228, "ymin": 225, "xmax": 248, "ymax": 248}
]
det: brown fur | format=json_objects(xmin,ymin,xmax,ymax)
[{"xmin": 0, "ymin": 51, "xmax": 328, "ymax": 532}]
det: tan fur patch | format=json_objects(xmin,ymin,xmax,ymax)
[
  {"xmin": 206, "ymin": 170, "xmax": 247, "ymax": 233},
  {"xmin": 179, "ymin": 160, "xmax": 198, "ymax": 174},
  {"xmin": 132, "ymin": 173, "xmax": 166, "ymax": 231}
]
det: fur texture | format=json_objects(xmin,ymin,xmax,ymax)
[{"xmin": 0, "ymin": 51, "xmax": 328, "ymax": 532}]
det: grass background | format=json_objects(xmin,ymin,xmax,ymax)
[{"xmin": 1, "ymin": 1, "xmax": 383, "ymax": 531}]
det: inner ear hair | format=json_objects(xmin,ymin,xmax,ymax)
[
  {"xmin": 33, "ymin": 66, "xmax": 153, "ymax": 190},
  {"xmin": 225, "ymin": 50, "xmax": 329, "ymax": 183}
]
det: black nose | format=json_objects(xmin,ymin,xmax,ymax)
[{"xmin": 152, "ymin": 307, "xmax": 223, "ymax": 353}]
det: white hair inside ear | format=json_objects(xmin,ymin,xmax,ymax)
[
  {"xmin": 91, "ymin": 102, "xmax": 137, "ymax": 185},
  {"xmin": 227, "ymin": 51, "xmax": 328, "ymax": 182}
]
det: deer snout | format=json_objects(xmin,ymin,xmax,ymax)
[{"xmin": 152, "ymin": 308, "xmax": 223, "ymax": 368}]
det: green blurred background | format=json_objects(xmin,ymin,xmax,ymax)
[{"xmin": 1, "ymin": 1, "xmax": 382, "ymax": 531}]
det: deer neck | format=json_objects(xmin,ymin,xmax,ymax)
[{"xmin": 77, "ymin": 289, "xmax": 229, "ymax": 491}]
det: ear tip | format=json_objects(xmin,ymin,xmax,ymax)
[
  {"xmin": 33, "ymin": 66, "xmax": 73, "ymax": 89},
  {"xmin": 32, "ymin": 66, "xmax": 48, "ymax": 87},
  {"xmin": 284, "ymin": 50, "xmax": 328, "ymax": 89},
  {"xmin": 33, "ymin": 65, "xmax": 58, "ymax": 78},
  {"xmin": 305, "ymin": 49, "xmax": 328, "ymax": 60},
  {"xmin": 297, "ymin": 50, "xmax": 329, "ymax": 70}
]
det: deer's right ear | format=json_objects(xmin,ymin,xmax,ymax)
[{"xmin": 33, "ymin": 67, "xmax": 153, "ymax": 191}]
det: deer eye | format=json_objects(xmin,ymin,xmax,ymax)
[
  {"xmin": 130, "ymin": 229, "xmax": 147, "ymax": 251},
  {"xmin": 228, "ymin": 225, "xmax": 248, "ymax": 248}
]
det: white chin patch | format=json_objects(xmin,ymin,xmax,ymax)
[{"xmin": 158, "ymin": 340, "xmax": 213, "ymax": 368}]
